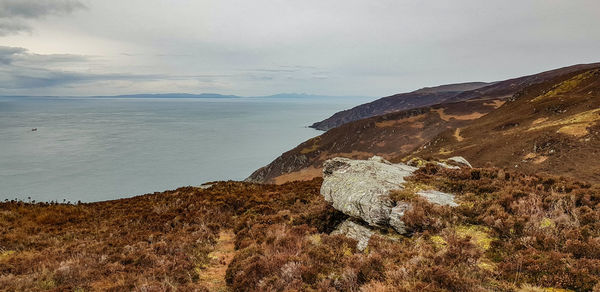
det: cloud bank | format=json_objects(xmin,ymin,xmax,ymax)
[
  {"xmin": 0, "ymin": 0, "xmax": 85, "ymax": 35},
  {"xmin": 1, "ymin": 0, "xmax": 599, "ymax": 96}
]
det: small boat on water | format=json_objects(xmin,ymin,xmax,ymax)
[{"xmin": 31, "ymin": 128, "xmax": 37, "ymax": 131}]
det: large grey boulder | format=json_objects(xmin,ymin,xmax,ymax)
[
  {"xmin": 321, "ymin": 156, "xmax": 461, "ymax": 235},
  {"xmin": 321, "ymin": 156, "xmax": 417, "ymax": 227}
]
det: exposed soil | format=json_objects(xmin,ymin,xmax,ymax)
[{"xmin": 198, "ymin": 230, "xmax": 235, "ymax": 291}]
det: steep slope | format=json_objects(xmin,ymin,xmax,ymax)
[
  {"xmin": 405, "ymin": 67, "xmax": 600, "ymax": 183},
  {"xmin": 310, "ymin": 82, "xmax": 490, "ymax": 131},
  {"xmin": 247, "ymin": 98, "xmax": 504, "ymax": 183},
  {"xmin": 311, "ymin": 63, "xmax": 600, "ymax": 131}
]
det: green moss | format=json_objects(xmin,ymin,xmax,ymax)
[
  {"xmin": 455, "ymin": 225, "xmax": 494, "ymax": 251},
  {"xmin": 0, "ymin": 250, "xmax": 15, "ymax": 261},
  {"xmin": 37, "ymin": 278, "xmax": 56, "ymax": 290},
  {"xmin": 540, "ymin": 218, "xmax": 555, "ymax": 229},
  {"xmin": 390, "ymin": 181, "xmax": 435, "ymax": 202},
  {"xmin": 430, "ymin": 235, "xmax": 447, "ymax": 249},
  {"xmin": 532, "ymin": 70, "xmax": 597, "ymax": 102}
]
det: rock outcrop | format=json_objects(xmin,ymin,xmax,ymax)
[
  {"xmin": 321, "ymin": 156, "xmax": 417, "ymax": 227},
  {"xmin": 322, "ymin": 156, "xmax": 465, "ymax": 249}
]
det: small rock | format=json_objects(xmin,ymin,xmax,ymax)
[
  {"xmin": 331, "ymin": 219, "xmax": 374, "ymax": 251},
  {"xmin": 416, "ymin": 190, "xmax": 458, "ymax": 207},
  {"xmin": 447, "ymin": 156, "xmax": 473, "ymax": 168},
  {"xmin": 389, "ymin": 202, "xmax": 411, "ymax": 234}
]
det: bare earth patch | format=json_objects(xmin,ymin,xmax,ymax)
[
  {"xmin": 483, "ymin": 99, "xmax": 506, "ymax": 108},
  {"xmin": 198, "ymin": 230, "xmax": 236, "ymax": 292},
  {"xmin": 274, "ymin": 166, "xmax": 323, "ymax": 184},
  {"xmin": 454, "ymin": 128, "xmax": 464, "ymax": 142},
  {"xmin": 375, "ymin": 114, "xmax": 425, "ymax": 128},
  {"xmin": 432, "ymin": 108, "xmax": 487, "ymax": 121},
  {"xmin": 529, "ymin": 108, "xmax": 600, "ymax": 136}
]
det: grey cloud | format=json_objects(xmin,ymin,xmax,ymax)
[
  {"xmin": 0, "ymin": 0, "xmax": 85, "ymax": 18},
  {"xmin": 0, "ymin": 46, "xmax": 25, "ymax": 64},
  {"xmin": 0, "ymin": 18, "xmax": 29, "ymax": 35},
  {"xmin": 2, "ymin": 0, "xmax": 600, "ymax": 96},
  {"xmin": 0, "ymin": 46, "xmax": 86, "ymax": 65},
  {"xmin": 0, "ymin": 66, "xmax": 158, "ymax": 89},
  {"xmin": 0, "ymin": 46, "xmax": 160, "ymax": 89},
  {"xmin": 0, "ymin": 0, "xmax": 85, "ymax": 35}
]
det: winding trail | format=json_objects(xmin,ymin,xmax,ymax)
[{"xmin": 199, "ymin": 229, "xmax": 235, "ymax": 291}]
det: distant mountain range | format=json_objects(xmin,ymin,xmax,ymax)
[
  {"xmin": 92, "ymin": 93, "xmax": 242, "ymax": 98},
  {"xmin": 1, "ymin": 93, "xmax": 369, "ymax": 99}
]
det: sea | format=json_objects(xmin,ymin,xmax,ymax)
[{"xmin": 0, "ymin": 95, "xmax": 373, "ymax": 202}]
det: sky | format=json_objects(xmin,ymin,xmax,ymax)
[{"xmin": 0, "ymin": 0, "xmax": 599, "ymax": 97}]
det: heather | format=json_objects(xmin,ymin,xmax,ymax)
[{"xmin": 2, "ymin": 165, "xmax": 600, "ymax": 291}]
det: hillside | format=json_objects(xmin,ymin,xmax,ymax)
[
  {"xmin": 3, "ymin": 164, "xmax": 600, "ymax": 291},
  {"xmin": 247, "ymin": 98, "xmax": 505, "ymax": 184},
  {"xmin": 311, "ymin": 63, "xmax": 600, "ymax": 131},
  {"xmin": 249, "ymin": 63, "xmax": 600, "ymax": 185},
  {"xmin": 309, "ymin": 83, "xmax": 489, "ymax": 131},
  {"xmin": 406, "ymin": 67, "xmax": 600, "ymax": 183}
]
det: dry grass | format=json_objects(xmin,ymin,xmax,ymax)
[{"xmin": 532, "ymin": 70, "xmax": 598, "ymax": 102}]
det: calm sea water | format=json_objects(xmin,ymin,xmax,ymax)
[{"xmin": 0, "ymin": 96, "xmax": 372, "ymax": 202}]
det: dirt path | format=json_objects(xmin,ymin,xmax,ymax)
[{"xmin": 199, "ymin": 229, "xmax": 235, "ymax": 291}]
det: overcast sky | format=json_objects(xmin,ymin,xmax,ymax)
[{"xmin": 0, "ymin": 0, "xmax": 599, "ymax": 96}]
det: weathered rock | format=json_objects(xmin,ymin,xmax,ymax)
[
  {"xmin": 388, "ymin": 202, "xmax": 411, "ymax": 234},
  {"xmin": 447, "ymin": 156, "xmax": 473, "ymax": 168},
  {"xmin": 416, "ymin": 190, "xmax": 458, "ymax": 207},
  {"xmin": 331, "ymin": 219, "xmax": 374, "ymax": 251},
  {"xmin": 407, "ymin": 156, "xmax": 472, "ymax": 169},
  {"xmin": 321, "ymin": 156, "xmax": 417, "ymax": 227},
  {"xmin": 322, "ymin": 156, "xmax": 461, "ymax": 236}
]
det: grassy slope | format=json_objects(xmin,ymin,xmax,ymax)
[
  {"xmin": 249, "ymin": 64, "xmax": 600, "ymax": 185},
  {"xmin": 3, "ymin": 167, "xmax": 600, "ymax": 291},
  {"xmin": 0, "ymin": 180, "xmax": 336, "ymax": 291},
  {"xmin": 248, "ymin": 98, "xmax": 504, "ymax": 184},
  {"xmin": 406, "ymin": 68, "xmax": 600, "ymax": 184},
  {"xmin": 311, "ymin": 63, "xmax": 600, "ymax": 131}
]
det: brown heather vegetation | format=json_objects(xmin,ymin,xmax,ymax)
[
  {"xmin": 249, "ymin": 64, "xmax": 600, "ymax": 185},
  {"xmin": 2, "ymin": 165, "xmax": 600, "ymax": 291},
  {"xmin": 247, "ymin": 98, "xmax": 503, "ymax": 184},
  {"xmin": 226, "ymin": 164, "xmax": 600, "ymax": 291},
  {"xmin": 408, "ymin": 68, "xmax": 600, "ymax": 184},
  {"xmin": 0, "ymin": 180, "xmax": 336, "ymax": 291}
]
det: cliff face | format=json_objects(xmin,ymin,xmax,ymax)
[{"xmin": 311, "ymin": 63, "xmax": 600, "ymax": 131}]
